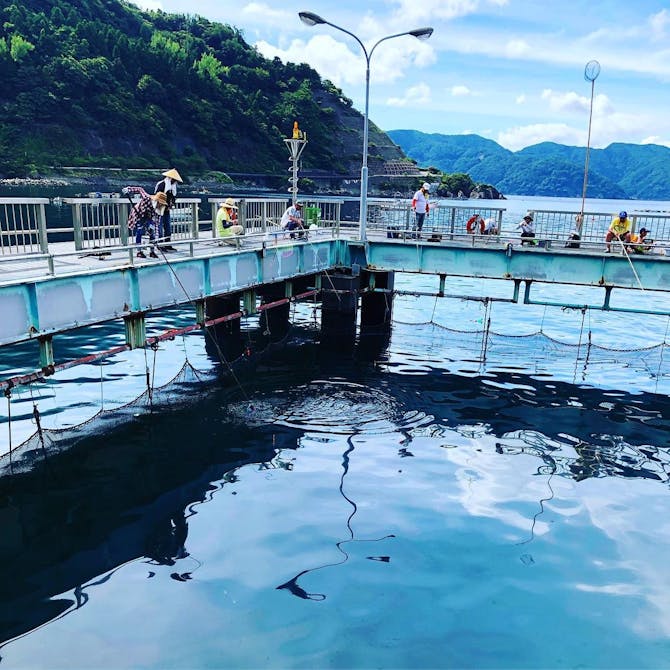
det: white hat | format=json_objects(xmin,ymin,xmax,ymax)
[{"xmin": 422, "ymin": 182, "xmax": 430, "ymax": 190}]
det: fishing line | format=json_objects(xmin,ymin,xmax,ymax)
[
  {"xmin": 154, "ymin": 245, "xmax": 250, "ymax": 401},
  {"xmin": 572, "ymin": 307, "xmax": 587, "ymax": 384},
  {"xmin": 616, "ymin": 236, "xmax": 644, "ymax": 291}
]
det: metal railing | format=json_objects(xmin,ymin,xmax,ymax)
[
  {"xmin": 63, "ymin": 197, "xmax": 201, "ymax": 249},
  {"xmin": 366, "ymin": 201, "xmax": 506, "ymax": 240},
  {"xmin": 207, "ymin": 198, "xmax": 343, "ymax": 238},
  {"xmin": 0, "ymin": 198, "xmax": 49, "ymax": 255}
]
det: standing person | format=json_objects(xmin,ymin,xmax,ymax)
[
  {"xmin": 412, "ymin": 182, "xmax": 430, "ymax": 238},
  {"xmin": 216, "ymin": 198, "xmax": 244, "ymax": 239},
  {"xmin": 605, "ymin": 210, "xmax": 631, "ymax": 253},
  {"xmin": 154, "ymin": 168, "xmax": 183, "ymax": 251},
  {"xmin": 123, "ymin": 186, "xmax": 164, "ymax": 258},
  {"xmin": 280, "ymin": 202, "xmax": 305, "ymax": 238},
  {"xmin": 517, "ymin": 212, "xmax": 536, "ymax": 245}
]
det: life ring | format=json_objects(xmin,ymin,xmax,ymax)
[{"xmin": 466, "ymin": 215, "xmax": 484, "ymax": 234}]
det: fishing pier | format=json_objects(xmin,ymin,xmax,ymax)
[{"xmin": 1, "ymin": 195, "xmax": 670, "ymax": 389}]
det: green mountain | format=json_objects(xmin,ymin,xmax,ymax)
[
  {"xmin": 389, "ymin": 130, "xmax": 670, "ymax": 200},
  {"xmin": 0, "ymin": 0, "xmax": 403, "ymax": 179}
]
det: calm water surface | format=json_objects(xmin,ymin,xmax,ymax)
[{"xmin": 0, "ymin": 195, "xmax": 669, "ymax": 668}]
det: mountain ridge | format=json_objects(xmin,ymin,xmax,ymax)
[{"xmin": 388, "ymin": 130, "xmax": 670, "ymax": 200}]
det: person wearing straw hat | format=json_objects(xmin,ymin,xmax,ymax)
[
  {"xmin": 216, "ymin": 197, "xmax": 243, "ymax": 239},
  {"xmin": 154, "ymin": 167, "xmax": 183, "ymax": 250},
  {"xmin": 122, "ymin": 185, "xmax": 163, "ymax": 258}
]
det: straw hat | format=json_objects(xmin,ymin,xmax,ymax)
[
  {"xmin": 220, "ymin": 197, "xmax": 238, "ymax": 209},
  {"xmin": 162, "ymin": 168, "xmax": 183, "ymax": 183},
  {"xmin": 151, "ymin": 192, "xmax": 168, "ymax": 207}
]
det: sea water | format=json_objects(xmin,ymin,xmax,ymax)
[{"xmin": 0, "ymin": 195, "xmax": 669, "ymax": 668}]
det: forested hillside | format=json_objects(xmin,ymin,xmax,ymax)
[
  {"xmin": 0, "ymin": 0, "xmax": 403, "ymax": 179},
  {"xmin": 389, "ymin": 130, "xmax": 670, "ymax": 200}
]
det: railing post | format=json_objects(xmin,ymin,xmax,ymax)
[
  {"xmin": 211, "ymin": 201, "xmax": 218, "ymax": 238},
  {"xmin": 239, "ymin": 200, "xmax": 247, "ymax": 232},
  {"xmin": 37, "ymin": 203, "xmax": 49, "ymax": 253},
  {"xmin": 191, "ymin": 202, "xmax": 199, "ymax": 239},
  {"xmin": 119, "ymin": 202, "xmax": 129, "ymax": 246},
  {"xmin": 450, "ymin": 207, "xmax": 456, "ymax": 240},
  {"xmin": 73, "ymin": 204, "xmax": 83, "ymax": 251},
  {"xmin": 262, "ymin": 201, "xmax": 267, "ymax": 234}
]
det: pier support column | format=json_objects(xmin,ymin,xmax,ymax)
[
  {"xmin": 205, "ymin": 294, "xmax": 243, "ymax": 362},
  {"xmin": 38, "ymin": 335, "xmax": 55, "ymax": 371},
  {"xmin": 360, "ymin": 271, "xmax": 395, "ymax": 331},
  {"xmin": 358, "ymin": 271, "xmax": 394, "ymax": 360},
  {"xmin": 124, "ymin": 313, "xmax": 146, "ymax": 350},
  {"xmin": 321, "ymin": 274, "xmax": 360, "ymax": 351},
  {"xmin": 259, "ymin": 282, "xmax": 291, "ymax": 342}
]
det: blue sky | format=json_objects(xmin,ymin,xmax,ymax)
[{"xmin": 133, "ymin": 0, "xmax": 670, "ymax": 151}]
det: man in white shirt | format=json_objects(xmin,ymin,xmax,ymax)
[
  {"xmin": 411, "ymin": 183, "xmax": 430, "ymax": 238},
  {"xmin": 280, "ymin": 202, "xmax": 305, "ymax": 238}
]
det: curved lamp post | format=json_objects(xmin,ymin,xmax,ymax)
[{"xmin": 299, "ymin": 11, "xmax": 433, "ymax": 242}]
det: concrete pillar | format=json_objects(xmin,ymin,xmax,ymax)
[
  {"xmin": 360, "ymin": 270, "xmax": 394, "ymax": 331},
  {"xmin": 321, "ymin": 274, "xmax": 360, "ymax": 351},
  {"xmin": 259, "ymin": 282, "xmax": 291, "ymax": 342},
  {"xmin": 205, "ymin": 294, "xmax": 243, "ymax": 362}
]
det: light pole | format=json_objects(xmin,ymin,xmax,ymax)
[{"xmin": 299, "ymin": 11, "xmax": 433, "ymax": 242}]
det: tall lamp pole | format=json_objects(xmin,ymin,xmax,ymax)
[
  {"xmin": 578, "ymin": 60, "xmax": 601, "ymax": 234},
  {"xmin": 299, "ymin": 11, "xmax": 433, "ymax": 242}
]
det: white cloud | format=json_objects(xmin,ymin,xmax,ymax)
[
  {"xmin": 497, "ymin": 123, "xmax": 583, "ymax": 151},
  {"xmin": 451, "ymin": 85, "xmax": 472, "ymax": 97},
  {"xmin": 642, "ymin": 135, "xmax": 670, "ymax": 148},
  {"xmin": 130, "ymin": 0, "xmax": 163, "ymax": 9},
  {"xmin": 391, "ymin": 0, "xmax": 509, "ymax": 22},
  {"xmin": 649, "ymin": 9, "xmax": 670, "ymax": 40},
  {"xmin": 241, "ymin": 2, "xmax": 290, "ymax": 24},
  {"xmin": 387, "ymin": 83, "xmax": 432, "ymax": 107},
  {"xmin": 516, "ymin": 94, "xmax": 526, "ymax": 105},
  {"xmin": 504, "ymin": 39, "xmax": 531, "ymax": 58},
  {"xmin": 256, "ymin": 33, "xmax": 435, "ymax": 87}
]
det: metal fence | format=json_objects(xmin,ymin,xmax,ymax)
[
  {"xmin": 62, "ymin": 197, "xmax": 200, "ymax": 250},
  {"xmin": 207, "ymin": 198, "xmax": 343, "ymax": 238},
  {"xmin": 0, "ymin": 198, "xmax": 49, "ymax": 255},
  {"xmin": 366, "ymin": 200, "xmax": 506, "ymax": 240}
]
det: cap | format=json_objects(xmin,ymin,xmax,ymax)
[
  {"xmin": 524, "ymin": 212, "xmax": 533, "ymax": 221},
  {"xmin": 295, "ymin": 202, "xmax": 303, "ymax": 208},
  {"xmin": 639, "ymin": 227, "xmax": 648, "ymax": 234},
  {"xmin": 422, "ymin": 182, "xmax": 430, "ymax": 190},
  {"xmin": 619, "ymin": 210, "xmax": 627, "ymax": 218}
]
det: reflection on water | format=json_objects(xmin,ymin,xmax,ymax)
[{"xmin": 0, "ymin": 336, "xmax": 669, "ymax": 668}]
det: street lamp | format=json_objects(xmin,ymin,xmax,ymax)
[{"xmin": 299, "ymin": 11, "xmax": 433, "ymax": 242}]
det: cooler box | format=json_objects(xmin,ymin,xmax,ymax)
[{"xmin": 304, "ymin": 206, "xmax": 320, "ymax": 226}]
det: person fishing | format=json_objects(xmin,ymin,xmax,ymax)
[
  {"xmin": 154, "ymin": 168, "xmax": 183, "ymax": 251},
  {"xmin": 517, "ymin": 212, "xmax": 536, "ymax": 245},
  {"xmin": 605, "ymin": 210, "xmax": 631, "ymax": 253},
  {"xmin": 216, "ymin": 198, "xmax": 244, "ymax": 239},
  {"xmin": 123, "ymin": 186, "xmax": 164, "ymax": 258}
]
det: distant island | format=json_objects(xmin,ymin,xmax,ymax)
[{"xmin": 388, "ymin": 130, "xmax": 670, "ymax": 201}]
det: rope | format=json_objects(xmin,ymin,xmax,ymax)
[
  {"xmin": 572, "ymin": 307, "xmax": 588, "ymax": 384},
  {"xmin": 152, "ymin": 246, "xmax": 250, "ymax": 401},
  {"xmin": 5, "ymin": 387, "xmax": 13, "ymax": 474}
]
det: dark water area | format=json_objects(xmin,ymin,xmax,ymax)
[{"xmin": 1, "ymin": 328, "xmax": 670, "ymax": 667}]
